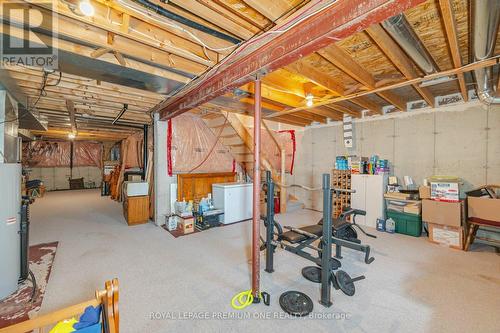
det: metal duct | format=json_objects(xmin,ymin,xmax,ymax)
[
  {"xmin": 471, "ymin": 0, "xmax": 500, "ymax": 104},
  {"xmin": 382, "ymin": 14, "xmax": 439, "ymax": 75}
]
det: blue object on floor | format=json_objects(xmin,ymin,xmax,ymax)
[
  {"xmin": 74, "ymin": 323, "xmax": 101, "ymax": 333},
  {"xmin": 73, "ymin": 305, "xmax": 101, "ymax": 330}
]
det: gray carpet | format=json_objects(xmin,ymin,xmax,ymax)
[{"xmin": 30, "ymin": 190, "xmax": 500, "ymax": 333}]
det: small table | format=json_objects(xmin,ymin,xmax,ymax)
[{"xmin": 464, "ymin": 217, "xmax": 500, "ymax": 251}]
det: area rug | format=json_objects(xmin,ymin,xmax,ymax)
[{"xmin": 0, "ymin": 241, "xmax": 59, "ymax": 329}]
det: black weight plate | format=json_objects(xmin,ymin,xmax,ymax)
[
  {"xmin": 279, "ymin": 291, "xmax": 313, "ymax": 317},
  {"xmin": 336, "ymin": 270, "xmax": 355, "ymax": 296},
  {"xmin": 302, "ymin": 266, "xmax": 321, "ymax": 283},
  {"xmin": 317, "ymin": 257, "xmax": 342, "ymax": 270},
  {"xmin": 330, "ymin": 270, "xmax": 340, "ymax": 290}
]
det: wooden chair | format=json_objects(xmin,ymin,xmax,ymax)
[{"xmin": 0, "ymin": 278, "xmax": 119, "ymax": 333}]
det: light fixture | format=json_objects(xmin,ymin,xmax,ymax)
[
  {"xmin": 305, "ymin": 93, "xmax": 314, "ymax": 107},
  {"xmin": 68, "ymin": 132, "xmax": 76, "ymax": 140},
  {"xmin": 79, "ymin": 0, "xmax": 95, "ymax": 17}
]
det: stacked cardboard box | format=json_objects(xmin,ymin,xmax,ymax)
[{"xmin": 422, "ymin": 199, "xmax": 465, "ymax": 250}]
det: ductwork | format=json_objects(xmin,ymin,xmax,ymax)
[
  {"xmin": 471, "ymin": 0, "xmax": 500, "ymax": 104},
  {"xmin": 382, "ymin": 14, "xmax": 439, "ymax": 75}
]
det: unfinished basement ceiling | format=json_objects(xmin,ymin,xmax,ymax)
[
  {"xmin": 1, "ymin": 0, "xmax": 499, "ymax": 140},
  {"xmin": 161, "ymin": 0, "xmax": 500, "ymax": 126}
]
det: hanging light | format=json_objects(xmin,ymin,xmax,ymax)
[
  {"xmin": 305, "ymin": 93, "xmax": 314, "ymax": 107},
  {"xmin": 79, "ymin": 0, "xmax": 95, "ymax": 17},
  {"xmin": 68, "ymin": 132, "xmax": 76, "ymax": 140}
]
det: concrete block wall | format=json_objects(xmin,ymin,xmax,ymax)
[
  {"xmin": 30, "ymin": 166, "xmax": 102, "ymax": 191},
  {"xmin": 288, "ymin": 102, "xmax": 500, "ymax": 210}
]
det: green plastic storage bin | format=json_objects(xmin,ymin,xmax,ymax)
[{"xmin": 386, "ymin": 210, "xmax": 422, "ymax": 237}]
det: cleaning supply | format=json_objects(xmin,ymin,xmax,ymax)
[
  {"xmin": 376, "ymin": 218, "xmax": 386, "ymax": 232},
  {"xmin": 385, "ymin": 218, "xmax": 396, "ymax": 233}
]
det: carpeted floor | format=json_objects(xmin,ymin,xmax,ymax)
[
  {"xmin": 30, "ymin": 189, "xmax": 500, "ymax": 333},
  {"xmin": 0, "ymin": 242, "xmax": 58, "ymax": 328}
]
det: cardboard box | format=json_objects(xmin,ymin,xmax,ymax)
[
  {"xmin": 467, "ymin": 197, "xmax": 500, "ymax": 222},
  {"xmin": 428, "ymin": 223, "xmax": 464, "ymax": 250},
  {"xmin": 419, "ymin": 186, "xmax": 431, "ymax": 199},
  {"xmin": 431, "ymin": 182, "xmax": 459, "ymax": 202},
  {"xmin": 422, "ymin": 199, "xmax": 463, "ymax": 227},
  {"xmin": 178, "ymin": 217, "xmax": 194, "ymax": 234}
]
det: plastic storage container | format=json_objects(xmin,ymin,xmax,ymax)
[{"xmin": 386, "ymin": 210, "xmax": 422, "ymax": 237}]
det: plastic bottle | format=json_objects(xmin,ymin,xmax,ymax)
[{"xmin": 385, "ymin": 218, "xmax": 396, "ymax": 233}]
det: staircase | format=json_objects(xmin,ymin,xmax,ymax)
[{"xmin": 200, "ymin": 111, "xmax": 303, "ymax": 213}]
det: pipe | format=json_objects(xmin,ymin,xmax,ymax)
[
  {"xmin": 382, "ymin": 14, "xmax": 439, "ymax": 74},
  {"xmin": 471, "ymin": 0, "xmax": 500, "ymax": 104},
  {"xmin": 112, "ymin": 104, "xmax": 128, "ymax": 125},
  {"xmin": 142, "ymin": 124, "xmax": 148, "ymax": 180},
  {"xmin": 252, "ymin": 78, "xmax": 261, "ymax": 299},
  {"xmin": 129, "ymin": 0, "xmax": 241, "ymax": 44}
]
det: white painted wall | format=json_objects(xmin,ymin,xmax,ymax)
[
  {"xmin": 289, "ymin": 101, "xmax": 500, "ymax": 211},
  {"xmin": 153, "ymin": 114, "xmax": 176, "ymax": 226}
]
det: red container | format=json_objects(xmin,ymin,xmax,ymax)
[{"xmin": 274, "ymin": 197, "xmax": 280, "ymax": 214}]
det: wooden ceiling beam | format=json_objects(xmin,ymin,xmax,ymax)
[
  {"xmin": 241, "ymin": 0, "xmax": 291, "ymax": 21},
  {"xmin": 318, "ymin": 43, "xmax": 407, "ymax": 111},
  {"xmin": 3, "ymin": 24, "xmax": 191, "ymax": 85},
  {"xmin": 167, "ymin": 0, "xmax": 256, "ymax": 39},
  {"xmin": 157, "ymin": 0, "xmax": 426, "ymax": 119},
  {"xmin": 318, "ymin": 45, "xmax": 376, "ymax": 88},
  {"xmin": 6, "ymin": 68, "xmax": 163, "ymax": 103},
  {"xmin": 365, "ymin": 24, "xmax": 435, "ymax": 107},
  {"xmin": 438, "ymin": 0, "xmax": 468, "ymax": 102},
  {"xmin": 350, "ymin": 97, "xmax": 383, "ymax": 114},
  {"xmin": 326, "ymin": 104, "xmax": 362, "ymax": 118},
  {"xmin": 286, "ymin": 61, "xmax": 344, "ymax": 95},
  {"xmin": 47, "ymin": 0, "xmax": 218, "ymax": 66},
  {"xmin": 5, "ymin": 6, "xmax": 206, "ymax": 76},
  {"xmin": 14, "ymin": 80, "xmax": 157, "ymax": 110}
]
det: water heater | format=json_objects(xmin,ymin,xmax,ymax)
[{"xmin": 0, "ymin": 163, "xmax": 21, "ymax": 300}]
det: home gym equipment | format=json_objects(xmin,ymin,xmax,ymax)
[
  {"xmin": 279, "ymin": 291, "xmax": 313, "ymax": 317},
  {"xmin": 262, "ymin": 171, "xmax": 375, "ymax": 307}
]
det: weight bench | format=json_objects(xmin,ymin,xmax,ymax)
[
  {"xmin": 281, "ymin": 225, "xmax": 323, "ymax": 244},
  {"xmin": 262, "ymin": 171, "xmax": 375, "ymax": 307}
]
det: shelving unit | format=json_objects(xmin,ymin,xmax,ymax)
[{"xmin": 332, "ymin": 169, "xmax": 351, "ymax": 218}]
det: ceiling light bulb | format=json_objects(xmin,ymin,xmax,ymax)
[
  {"xmin": 79, "ymin": 0, "xmax": 95, "ymax": 17},
  {"xmin": 68, "ymin": 132, "xmax": 76, "ymax": 139},
  {"xmin": 305, "ymin": 93, "xmax": 314, "ymax": 107}
]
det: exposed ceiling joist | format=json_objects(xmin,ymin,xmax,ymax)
[
  {"xmin": 438, "ymin": 0, "xmax": 468, "ymax": 102},
  {"xmin": 155, "ymin": 0, "xmax": 427, "ymax": 120},
  {"xmin": 366, "ymin": 24, "xmax": 435, "ymax": 107}
]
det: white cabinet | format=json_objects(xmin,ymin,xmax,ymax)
[
  {"xmin": 351, "ymin": 174, "xmax": 388, "ymax": 228},
  {"xmin": 212, "ymin": 182, "xmax": 253, "ymax": 224}
]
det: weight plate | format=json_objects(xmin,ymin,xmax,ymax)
[
  {"xmin": 302, "ymin": 266, "xmax": 321, "ymax": 283},
  {"xmin": 336, "ymin": 270, "xmax": 355, "ymax": 296},
  {"xmin": 279, "ymin": 291, "xmax": 314, "ymax": 317}
]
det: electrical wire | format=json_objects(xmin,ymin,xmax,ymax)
[
  {"xmin": 0, "ymin": 69, "xmax": 62, "ymax": 124},
  {"xmin": 117, "ymin": 0, "xmax": 242, "ymax": 52},
  {"xmin": 153, "ymin": 0, "xmax": 335, "ymax": 110}
]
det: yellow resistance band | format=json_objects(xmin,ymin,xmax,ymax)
[{"xmin": 231, "ymin": 290, "xmax": 256, "ymax": 310}]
